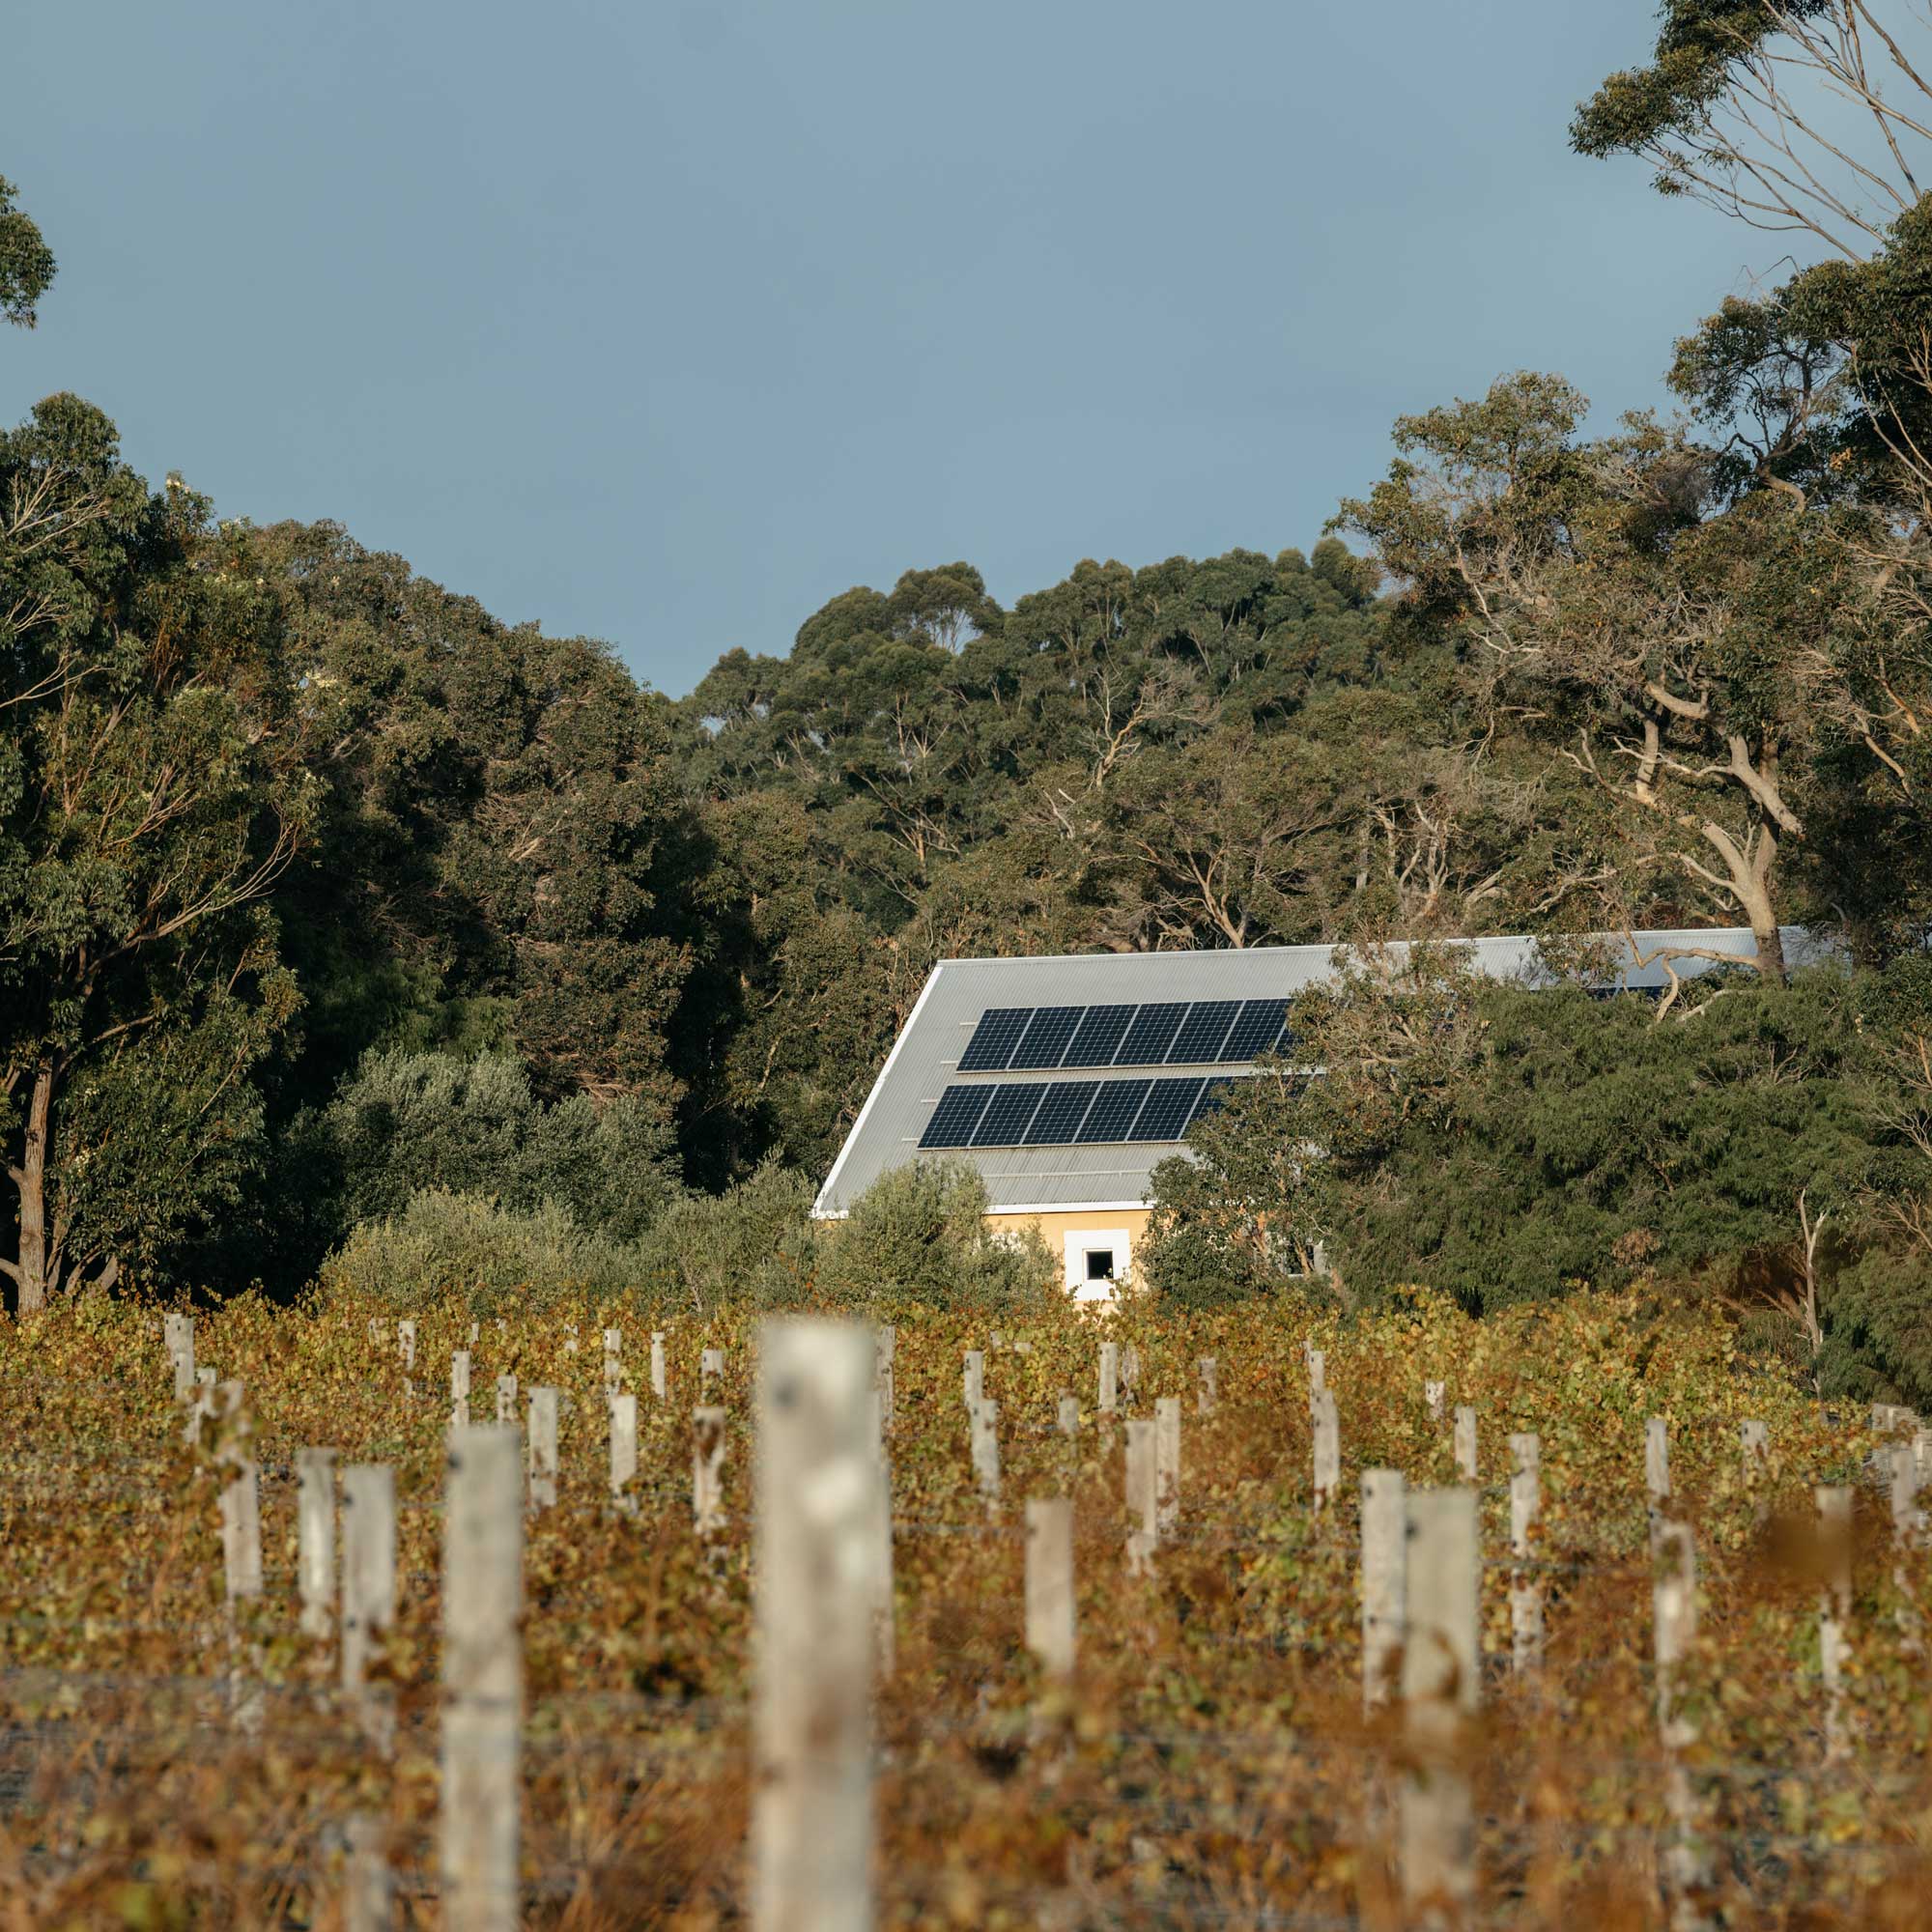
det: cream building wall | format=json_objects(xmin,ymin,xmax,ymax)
[{"xmin": 985, "ymin": 1207, "xmax": 1151, "ymax": 1301}]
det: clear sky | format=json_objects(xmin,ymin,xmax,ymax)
[{"xmin": 7, "ymin": 2, "xmax": 1776, "ymax": 696}]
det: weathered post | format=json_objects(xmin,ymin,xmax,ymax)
[
  {"xmin": 1891, "ymin": 1440, "xmax": 1922, "ymax": 1644},
  {"xmin": 1057, "ymin": 1393, "xmax": 1080, "ymax": 1438},
  {"xmin": 610, "ymin": 1393, "xmax": 639, "ymax": 1502},
  {"xmin": 1425, "ymin": 1379, "xmax": 1446, "ymax": 1424},
  {"xmin": 341, "ymin": 1463, "xmax": 397, "ymax": 1745},
  {"xmin": 701, "ymin": 1346, "xmax": 725, "ymax": 1391},
  {"xmin": 1741, "ymin": 1418, "xmax": 1771, "ymax": 1527},
  {"xmin": 1312, "ymin": 1387, "xmax": 1341, "ymax": 1515},
  {"xmin": 1124, "ymin": 1419, "xmax": 1157, "ymax": 1574},
  {"xmin": 1452, "ymin": 1406, "xmax": 1477, "ymax": 1484},
  {"xmin": 751, "ymin": 1321, "xmax": 876, "ymax": 1932},
  {"xmin": 603, "ymin": 1326, "xmax": 622, "ymax": 1400},
  {"xmin": 450, "ymin": 1350, "xmax": 472, "ymax": 1432},
  {"xmin": 1306, "ymin": 1345, "xmax": 1326, "ymax": 1395},
  {"xmin": 297, "ymin": 1447, "xmax": 337, "ymax": 1642},
  {"xmin": 1646, "ymin": 1416, "xmax": 1671, "ymax": 1550},
  {"xmin": 1196, "ymin": 1356, "xmax": 1218, "ymax": 1416},
  {"xmin": 397, "ymin": 1319, "xmax": 416, "ymax": 1372},
  {"xmin": 440, "ymin": 1426, "xmax": 523, "ymax": 1932},
  {"xmin": 166, "ymin": 1313, "xmax": 196, "ymax": 1403},
  {"xmin": 1025, "ymin": 1497, "xmax": 1076, "ymax": 1680},
  {"xmin": 1653, "ymin": 1520, "xmax": 1710, "ymax": 1921},
  {"xmin": 495, "ymin": 1373, "xmax": 518, "ymax": 1427},
  {"xmin": 1360, "ymin": 1468, "xmax": 1406, "ymax": 1710},
  {"xmin": 963, "ymin": 1349, "xmax": 985, "ymax": 1412},
  {"xmin": 1817, "ymin": 1483, "xmax": 1853, "ymax": 1762},
  {"xmin": 694, "ymin": 1405, "xmax": 728, "ymax": 1539},
  {"xmin": 217, "ymin": 1381, "xmax": 264, "ymax": 1730},
  {"xmin": 1509, "ymin": 1433, "xmax": 1543, "ymax": 1675},
  {"xmin": 526, "ymin": 1387, "xmax": 559, "ymax": 1512},
  {"xmin": 1097, "ymin": 1342, "xmax": 1120, "ymax": 1419},
  {"xmin": 1120, "ymin": 1343, "xmax": 1141, "ymax": 1405},
  {"xmin": 874, "ymin": 1325, "xmax": 895, "ymax": 1432},
  {"xmin": 650, "ymin": 1331, "xmax": 668, "ymax": 1401},
  {"xmin": 869, "ymin": 1388, "xmax": 895, "ymax": 1678},
  {"xmin": 971, "ymin": 1399, "xmax": 1002, "ymax": 1505},
  {"xmin": 344, "ymin": 1815, "xmax": 393, "ymax": 1932},
  {"xmin": 1399, "ymin": 1488, "xmax": 1479, "ymax": 1921},
  {"xmin": 1155, "ymin": 1397, "xmax": 1181, "ymax": 1536}
]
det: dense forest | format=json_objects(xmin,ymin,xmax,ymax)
[{"xmin": 5, "ymin": 6, "xmax": 1932, "ymax": 1397}]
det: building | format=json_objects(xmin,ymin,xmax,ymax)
[{"xmin": 810, "ymin": 926, "xmax": 1828, "ymax": 1297}]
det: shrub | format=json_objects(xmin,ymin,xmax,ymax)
[{"xmin": 628, "ymin": 1161, "xmax": 822, "ymax": 1317}]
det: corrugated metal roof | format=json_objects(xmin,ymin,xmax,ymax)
[{"xmin": 810, "ymin": 926, "xmax": 1832, "ymax": 1217}]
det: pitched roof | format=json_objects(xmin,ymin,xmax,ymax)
[{"xmin": 810, "ymin": 926, "xmax": 1833, "ymax": 1217}]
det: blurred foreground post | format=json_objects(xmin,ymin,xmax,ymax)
[
  {"xmin": 344, "ymin": 1814, "xmax": 393, "ymax": 1932},
  {"xmin": 1652, "ymin": 1520, "xmax": 1710, "ymax": 1925},
  {"xmin": 1399, "ymin": 1488, "xmax": 1478, "ymax": 1922},
  {"xmin": 342, "ymin": 1463, "xmax": 397, "ymax": 1746},
  {"xmin": 651, "ymin": 1331, "xmax": 668, "ymax": 1401},
  {"xmin": 1196, "ymin": 1356, "xmax": 1217, "ymax": 1415},
  {"xmin": 1891, "ymin": 1441, "xmax": 1922, "ymax": 1644},
  {"xmin": 1025, "ymin": 1497, "xmax": 1075, "ymax": 1679},
  {"xmin": 297, "ymin": 1447, "xmax": 337, "ymax": 1641},
  {"xmin": 1306, "ymin": 1345, "xmax": 1325, "ymax": 1394},
  {"xmin": 752, "ymin": 1320, "xmax": 876, "ymax": 1932},
  {"xmin": 1312, "ymin": 1388, "xmax": 1340, "ymax": 1515},
  {"xmin": 1098, "ymin": 1343, "xmax": 1119, "ymax": 1419},
  {"xmin": 526, "ymin": 1388, "xmax": 559, "ymax": 1511},
  {"xmin": 1360, "ymin": 1468, "xmax": 1405, "ymax": 1710},
  {"xmin": 1452, "ymin": 1406, "xmax": 1477, "ymax": 1484},
  {"xmin": 610, "ymin": 1393, "xmax": 639, "ymax": 1503},
  {"xmin": 441, "ymin": 1425, "xmax": 523, "ymax": 1932},
  {"xmin": 1057, "ymin": 1393, "xmax": 1079, "ymax": 1438},
  {"xmin": 870, "ymin": 1387, "xmax": 895, "ymax": 1678},
  {"xmin": 1508, "ymin": 1433, "xmax": 1543, "ymax": 1675},
  {"xmin": 874, "ymin": 1325, "xmax": 895, "ymax": 1432}
]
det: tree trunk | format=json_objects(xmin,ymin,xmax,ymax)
[{"xmin": 10, "ymin": 1065, "xmax": 54, "ymax": 1316}]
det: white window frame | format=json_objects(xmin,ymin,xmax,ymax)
[{"xmin": 1065, "ymin": 1228, "xmax": 1132, "ymax": 1301}]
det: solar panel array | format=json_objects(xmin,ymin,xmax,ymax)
[
  {"xmin": 919, "ymin": 1073, "xmax": 1242, "ymax": 1150},
  {"xmin": 956, "ymin": 997, "xmax": 1291, "ymax": 1073}
]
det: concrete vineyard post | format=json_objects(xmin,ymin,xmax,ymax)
[
  {"xmin": 874, "ymin": 1326, "xmax": 895, "ymax": 1432},
  {"xmin": 1025, "ymin": 1498, "xmax": 1076, "ymax": 1680},
  {"xmin": 450, "ymin": 1351, "xmax": 471, "ymax": 1433},
  {"xmin": 1057, "ymin": 1393, "xmax": 1079, "ymax": 1438},
  {"xmin": 495, "ymin": 1374, "xmax": 517, "ymax": 1427},
  {"xmin": 751, "ymin": 1320, "xmax": 876, "ymax": 1932},
  {"xmin": 1646, "ymin": 1416, "xmax": 1671, "ymax": 1550},
  {"xmin": 561, "ymin": 1323, "xmax": 576, "ymax": 1355},
  {"xmin": 1891, "ymin": 1441, "xmax": 1922, "ymax": 1643},
  {"xmin": 440, "ymin": 1426, "xmax": 523, "ymax": 1932},
  {"xmin": 1312, "ymin": 1387, "xmax": 1340, "ymax": 1515},
  {"xmin": 398, "ymin": 1320, "xmax": 416, "ymax": 1372},
  {"xmin": 1741, "ymin": 1419, "xmax": 1771, "ymax": 1526},
  {"xmin": 610, "ymin": 1393, "xmax": 639, "ymax": 1503},
  {"xmin": 1399, "ymin": 1489, "xmax": 1480, "ymax": 1921},
  {"xmin": 963, "ymin": 1350, "xmax": 984, "ymax": 1412},
  {"xmin": 341, "ymin": 1463, "xmax": 398, "ymax": 1745},
  {"xmin": 604, "ymin": 1327, "xmax": 622, "ymax": 1401},
  {"xmin": 1452, "ymin": 1406, "xmax": 1477, "ymax": 1484},
  {"xmin": 344, "ymin": 1814, "xmax": 393, "ymax": 1932},
  {"xmin": 971, "ymin": 1399, "xmax": 1002, "ymax": 1505},
  {"xmin": 1360, "ymin": 1469, "xmax": 1406, "ymax": 1710},
  {"xmin": 1155, "ymin": 1397, "xmax": 1181, "ymax": 1536},
  {"xmin": 1508, "ymin": 1433, "xmax": 1544, "ymax": 1675},
  {"xmin": 1197, "ymin": 1356, "xmax": 1218, "ymax": 1416},
  {"xmin": 1120, "ymin": 1343, "xmax": 1141, "ymax": 1405},
  {"xmin": 1652, "ymin": 1520, "xmax": 1710, "ymax": 1920},
  {"xmin": 1817, "ymin": 1484, "xmax": 1854, "ymax": 1761},
  {"xmin": 217, "ymin": 1381, "xmax": 263, "ymax": 1730},
  {"xmin": 526, "ymin": 1387, "xmax": 559, "ymax": 1512},
  {"xmin": 1425, "ymin": 1380, "xmax": 1446, "ymax": 1424},
  {"xmin": 166, "ymin": 1314, "xmax": 195, "ymax": 1403},
  {"xmin": 701, "ymin": 1347, "xmax": 725, "ymax": 1395},
  {"xmin": 651, "ymin": 1332, "xmax": 668, "ymax": 1401},
  {"xmin": 1124, "ymin": 1419, "xmax": 1157, "ymax": 1574},
  {"xmin": 694, "ymin": 1406, "xmax": 728, "ymax": 1539},
  {"xmin": 1306, "ymin": 1345, "xmax": 1325, "ymax": 1394},
  {"xmin": 1098, "ymin": 1343, "xmax": 1119, "ymax": 1418},
  {"xmin": 869, "ymin": 1387, "xmax": 895, "ymax": 1679},
  {"xmin": 297, "ymin": 1447, "xmax": 337, "ymax": 1642}
]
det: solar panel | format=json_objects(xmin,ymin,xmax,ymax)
[
  {"xmin": 919, "ymin": 1086, "xmax": 994, "ymax": 1150},
  {"xmin": 1168, "ymin": 1000, "xmax": 1241, "ymax": 1063},
  {"xmin": 957, "ymin": 1008, "xmax": 1033, "ymax": 1072},
  {"xmin": 1188, "ymin": 1075, "xmax": 1236, "ymax": 1127},
  {"xmin": 1221, "ymin": 998, "xmax": 1289, "ymax": 1061},
  {"xmin": 971, "ymin": 1083, "xmax": 1047, "ymax": 1146},
  {"xmin": 1025, "ymin": 1080, "xmax": 1099, "ymax": 1145},
  {"xmin": 1074, "ymin": 1078, "xmax": 1152, "ymax": 1143},
  {"xmin": 1062, "ymin": 1004, "xmax": 1136, "ymax": 1068},
  {"xmin": 1130, "ymin": 1077, "xmax": 1206, "ymax": 1142},
  {"xmin": 1009, "ymin": 1006, "xmax": 1085, "ymax": 1069},
  {"xmin": 1117, "ymin": 1003, "xmax": 1189, "ymax": 1065}
]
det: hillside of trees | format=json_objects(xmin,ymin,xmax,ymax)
[{"xmin": 5, "ymin": 9, "xmax": 1932, "ymax": 1398}]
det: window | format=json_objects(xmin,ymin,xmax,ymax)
[{"xmin": 1085, "ymin": 1248, "xmax": 1116, "ymax": 1282}]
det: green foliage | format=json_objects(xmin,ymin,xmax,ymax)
[
  {"xmin": 318, "ymin": 1188, "xmax": 648, "ymax": 1316},
  {"xmin": 0, "ymin": 175, "xmax": 55, "ymax": 327},
  {"xmin": 623, "ymin": 1161, "xmax": 820, "ymax": 1317}
]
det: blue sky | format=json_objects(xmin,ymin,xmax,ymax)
[{"xmin": 8, "ymin": 2, "xmax": 1776, "ymax": 696}]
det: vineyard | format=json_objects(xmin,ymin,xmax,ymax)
[{"xmin": 2, "ymin": 1287, "xmax": 1928, "ymax": 1929}]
